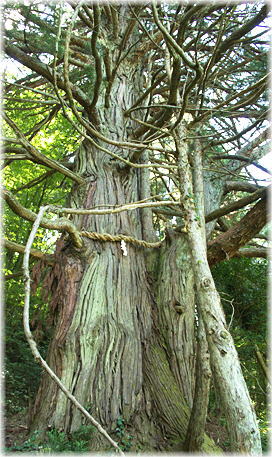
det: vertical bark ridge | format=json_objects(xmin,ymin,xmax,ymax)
[
  {"xmin": 31, "ymin": 153, "xmax": 156, "ymax": 431},
  {"xmin": 32, "ymin": 237, "xmax": 154, "ymax": 432},
  {"xmin": 144, "ymin": 338, "xmax": 219, "ymax": 453},
  {"xmin": 155, "ymin": 234, "xmax": 196, "ymax": 408}
]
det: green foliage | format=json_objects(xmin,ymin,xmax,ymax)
[
  {"xmin": 5, "ymin": 275, "xmax": 50, "ymax": 413},
  {"xmin": 231, "ymin": 326, "xmax": 267, "ymax": 414},
  {"xmin": 258, "ymin": 412, "xmax": 270, "ymax": 452},
  {"xmin": 114, "ymin": 417, "xmax": 133, "ymax": 452},
  {"xmin": 212, "ymin": 257, "xmax": 268, "ymax": 451},
  {"xmin": 212, "ymin": 257, "xmax": 267, "ymax": 332},
  {"xmin": 8, "ymin": 426, "xmax": 94, "ymax": 453},
  {"xmin": 4, "ymin": 57, "xmax": 79, "ymax": 416}
]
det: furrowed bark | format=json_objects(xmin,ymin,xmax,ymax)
[
  {"xmin": 183, "ymin": 313, "xmax": 211, "ymax": 451},
  {"xmin": 155, "ymin": 234, "xmax": 196, "ymax": 408},
  {"xmin": 22, "ymin": 206, "xmax": 124, "ymax": 455},
  {"xmin": 29, "ymin": 21, "xmax": 211, "ymax": 450},
  {"xmin": 30, "ymin": 144, "xmax": 154, "ymax": 434},
  {"xmin": 144, "ymin": 336, "xmax": 220, "ymax": 453}
]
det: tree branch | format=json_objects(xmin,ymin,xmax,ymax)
[
  {"xmin": 207, "ymin": 116, "xmax": 265, "ymax": 148},
  {"xmin": 55, "ymin": 199, "xmax": 181, "ymax": 216},
  {"xmin": 193, "ymin": 75, "xmax": 268, "ymax": 125},
  {"xmin": 207, "ymin": 196, "xmax": 268, "ymax": 265},
  {"xmin": 224, "ymin": 181, "xmax": 261, "ymax": 194},
  {"xmin": 151, "ymin": 0, "xmax": 201, "ymax": 71},
  {"xmin": 3, "ymin": 113, "xmax": 84, "ymax": 185},
  {"xmin": 254, "ymin": 344, "xmax": 270, "ymax": 382},
  {"xmin": 205, "ymin": 187, "xmax": 267, "ymax": 223},
  {"xmin": 4, "ymin": 239, "xmax": 54, "ymax": 264},
  {"xmin": 233, "ymin": 247, "xmax": 267, "ymax": 259},
  {"xmin": 14, "ymin": 170, "xmax": 56, "ymax": 193},
  {"xmin": 212, "ymin": 155, "xmax": 271, "ymax": 175},
  {"xmin": 4, "ymin": 42, "xmax": 94, "ymax": 115},
  {"xmin": 89, "ymin": 5, "xmax": 102, "ymax": 109},
  {"xmin": 3, "ymin": 189, "xmax": 83, "ymax": 248},
  {"xmin": 213, "ymin": 5, "xmax": 268, "ymax": 64},
  {"xmin": 4, "ymin": 272, "xmax": 24, "ymax": 280}
]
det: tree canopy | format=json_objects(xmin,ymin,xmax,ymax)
[{"xmin": 3, "ymin": 1, "xmax": 270, "ymax": 259}]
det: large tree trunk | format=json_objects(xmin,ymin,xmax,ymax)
[
  {"xmin": 30, "ymin": 10, "xmax": 221, "ymax": 450},
  {"xmin": 30, "ymin": 132, "xmax": 219, "ymax": 452},
  {"xmin": 30, "ymin": 26, "xmax": 158, "ymax": 437},
  {"xmin": 31, "ymin": 149, "xmax": 154, "ymax": 431},
  {"xmin": 30, "ymin": 164, "xmax": 221, "ymax": 451}
]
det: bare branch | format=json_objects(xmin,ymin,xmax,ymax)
[
  {"xmin": 53, "ymin": 199, "xmax": 181, "ymax": 216},
  {"xmin": 5, "ymin": 42, "xmax": 93, "ymax": 114},
  {"xmin": 224, "ymin": 181, "xmax": 261, "ymax": 194},
  {"xmin": 14, "ymin": 170, "xmax": 56, "ymax": 193},
  {"xmin": 89, "ymin": 5, "xmax": 102, "ymax": 109},
  {"xmin": 213, "ymin": 5, "xmax": 268, "ymax": 64},
  {"xmin": 231, "ymin": 129, "xmax": 270, "ymax": 164},
  {"xmin": 193, "ymin": 75, "xmax": 268, "ymax": 124},
  {"xmin": 4, "ymin": 238, "xmax": 54, "ymax": 264},
  {"xmin": 4, "ymin": 272, "xmax": 24, "ymax": 280},
  {"xmin": 234, "ymin": 247, "xmax": 267, "ymax": 259},
  {"xmin": 205, "ymin": 187, "xmax": 267, "ymax": 223},
  {"xmin": 3, "ymin": 113, "xmax": 84, "ymax": 185},
  {"xmin": 207, "ymin": 196, "xmax": 268, "ymax": 266},
  {"xmin": 212, "ymin": 154, "xmax": 271, "ymax": 175},
  {"xmin": 3, "ymin": 189, "xmax": 83, "ymax": 248},
  {"xmin": 151, "ymin": 0, "xmax": 201, "ymax": 72},
  {"xmin": 207, "ymin": 116, "xmax": 265, "ymax": 148}
]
